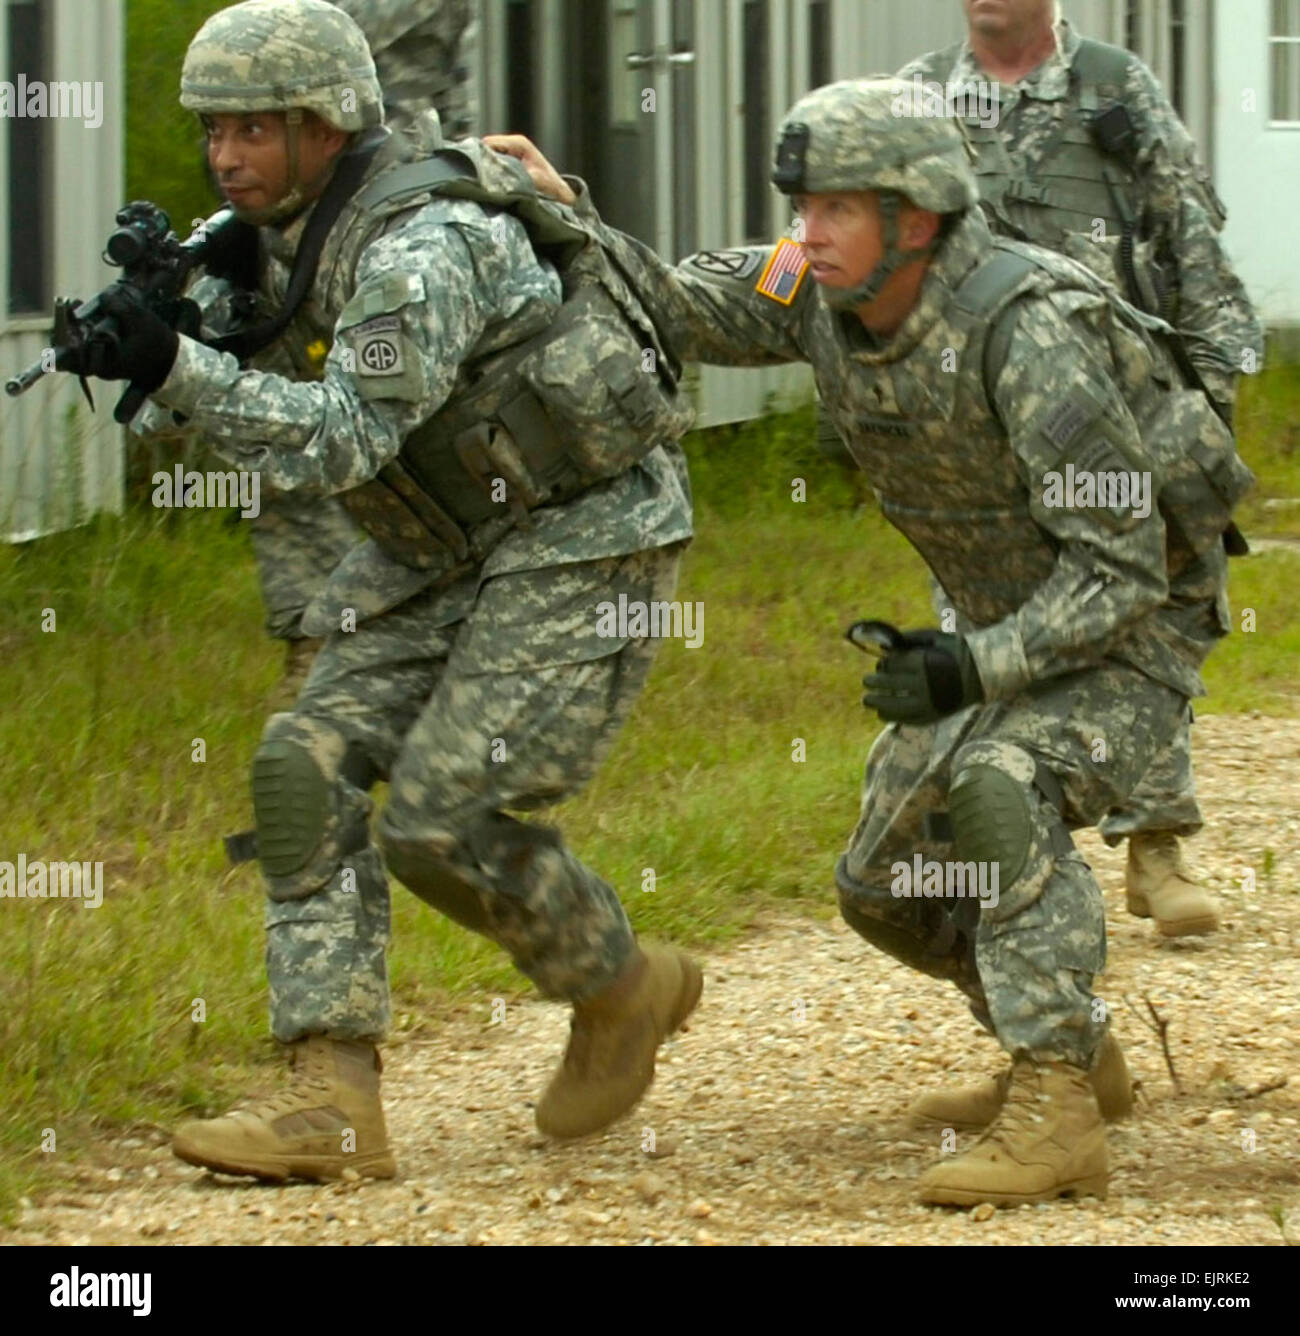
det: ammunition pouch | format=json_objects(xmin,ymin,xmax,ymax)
[{"xmin": 339, "ymin": 281, "xmax": 694, "ymax": 570}]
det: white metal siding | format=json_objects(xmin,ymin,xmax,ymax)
[
  {"xmin": 1, "ymin": 0, "xmax": 125, "ymax": 543},
  {"xmin": 1215, "ymin": 0, "xmax": 1300, "ymax": 331}
]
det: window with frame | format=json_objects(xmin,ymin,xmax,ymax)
[
  {"xmin": 1272, "ymin": 0, "xmax": 1300, "ymax": 123},
  {"xmin": 6, "ymin": 0, "xmax": 51, "ymax": 317}
]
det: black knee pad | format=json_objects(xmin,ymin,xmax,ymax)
[
  {"xmin": 835, "ymin": 855, "xmax": 977, "ymax": 986},
  {"xmin": 253, "ymin": 713, "xmax": 373, "ymax": 899},
  {"xmin": 949, "ymin": 741, "xmax": 1075, "ymax": 923},
  {"xmin": 948, "ymin": 764, "xmax": 1035, "ymax": 892}
]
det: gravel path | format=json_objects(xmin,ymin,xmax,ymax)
[{"xmin": 5, "ymin": 715, "xmax": 1298, "ymax": 1246}]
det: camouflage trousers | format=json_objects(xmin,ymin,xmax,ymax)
[
  {"xmin": 835, "ymin": 661, "xmax": 1188, "ymax": 1066},
  {"xmin": 247, "ymin": 493, "xmax": 361, "ymax": 641},
  {"xmin": 1097, "ymin": 705, "xmax": 1203, "ymax": 844},
  {"xmin": 254, "ymin": 542, "xmax": 684, "ymax": 1044}
]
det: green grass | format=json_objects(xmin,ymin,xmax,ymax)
[{"xmin": 2, "ymin": 372, "xmax": 1299, "ymax": 1221}]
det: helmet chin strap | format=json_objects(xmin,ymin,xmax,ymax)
[
  {"xmin": 229, "ymin": 109, "xmax": 324, "ymax": 228},
  {"xmin": 819, "ymin": 192, "xmax": 938, "ymax": 312}
]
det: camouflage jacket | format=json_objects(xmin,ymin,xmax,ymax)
[
  {"xmin": 897, "ymin": 19, "xmax": 1263, "ymax": 411},
  {"xmin": 136, "ymin": 123, "xmax": 692, "ymax": 632},
  {"xmin": 572, "ymin": 186, "xmax": 1236, "ymax": 702},
  {"xmin": 334, "ymin": 0, "xmax": 476, "ymax": 137}
]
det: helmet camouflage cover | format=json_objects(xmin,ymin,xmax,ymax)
[
  {"xmin": 180, "ymin": 0, "xmax": 384, "ymax": 132},
  {"xmin": 772, "ymin": 78, "xmax": 978, "ymax": 214}
]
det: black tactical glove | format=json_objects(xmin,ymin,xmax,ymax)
[
  {"xmin": 849, "ymin": 620, "xmax": 985, "ymax": 725},
  {"xmin": 56, "ymin": 282, "xmax": 180, "ymax": 392}
]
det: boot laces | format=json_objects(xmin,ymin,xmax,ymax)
[
  {"xmin": 236, "ymin": 1046, "xmax": 335, "ymax": 1121},
  {"xmin": 980, "ymin": 1063, "xmax": 1047, "ymax": 1148},
  {"xmin": 1138, "ymin": 831, "xmax": 1190, "ymax": 877}
]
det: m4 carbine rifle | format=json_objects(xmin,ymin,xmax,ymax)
[{"xmin": 6, "ymin": 200, "xmax": 254, "ymax": 423}]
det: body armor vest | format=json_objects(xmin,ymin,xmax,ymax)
[
  {"xmin": 955, "ymin": 40, "xmax": 1137, "ymax": 245},
  {"xmin": 252, "ymin": 133, "xmax": 693, "ymax": 570},
  {"xmin": 935, "ymin": 38, "xmax": 1184, "ymax": 325},
  {"xmin": 816, "ymin": 241, "xmax": 1252, "ymax": 632}
]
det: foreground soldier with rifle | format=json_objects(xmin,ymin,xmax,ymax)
[
  {"xmin": 42, "ymin": 0, "xmax": 703, "ymax": 1181},
  {"xmin": 248, "ymin": 0, "xmax": 480, "ymax": 706}
]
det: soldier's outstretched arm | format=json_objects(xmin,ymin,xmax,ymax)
[
  {"xmin": 135, "ymin": 210, "xmax": 540, "ymax": 497},
  {"xmin": 483, "ymin": 133, "xmax": 807, "ymax": 367},
  {"xmin": 567, "ymin": 181, "xmax": 809, "ymax": 369},
  {"xmin": 964, "ymin": 292, "xmax": 1171, "ymax": 699}
]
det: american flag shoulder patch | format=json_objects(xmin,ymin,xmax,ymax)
[{"xmin": 754, "ymin": 239, "xmax": 809, "ymax": 305}]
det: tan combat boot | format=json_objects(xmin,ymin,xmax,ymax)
[
  {"xmin": 172, "ymin": 1035, "xmax": 396, "ymax": 1182},
  {"xmin": 1126, "ymin": 831, "xmax": 1219, "ymax": 937},
  {"xmin": 908, "ymin": 1028, "xmax": 1133, "ymax": 1130},
  {"xmin": 535, "ymin": 944, "xmax": 703, "ymax": 1139},
  {"xmin": 272, "ymin": 635, "xmax": 325, "ymax": 711},
  {"xmin": 917, "ymin": 1058, "xmax": 1108, "ymax": 1207}
]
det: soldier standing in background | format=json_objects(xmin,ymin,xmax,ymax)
[
  {"xmin": 333, "ymin": 0, "xmax": 476, "ymax": 137},
  {"xmin": 862, "ymin": 0, "xmax": 1262, "ymax": 939}
]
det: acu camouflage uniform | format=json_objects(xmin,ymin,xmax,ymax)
[
  {"xmin": 896, "ymin": 17, "xmax": 1264, "ymax": 848},
  {"xmin": 572, "ymin": 80, "xmax": 1249, "ymax": 1066},
  {"xmin": 222, "ymin": 0, "xmax": 480, "ymax": 657},
  {"xmin": 137, "ymin": 89, "xmax": 694, "ymax": 1042},
  {"xmin": 335, "ymin": 0, "xmax": 477, "ymax": 136}
]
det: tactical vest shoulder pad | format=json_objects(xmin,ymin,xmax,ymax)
[
  {"xmin": 1070, "ymin": 37, "xmax": 1140, "ymax": 101},
  {"xmin": 952, "ymin": 244, "xmax": 1051, "ymax": 405},
  {"xmin": 353, "ymin": 140, "xmax": 591, "ymax": 267},
  {"xmin": 953, "ymin": 241, "xmax": 1124, "ymax": 411}
]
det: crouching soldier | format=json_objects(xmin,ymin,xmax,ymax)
[{"xmin": 489, "ymin": 78, "xmax": 1252, "ymax": 1205}]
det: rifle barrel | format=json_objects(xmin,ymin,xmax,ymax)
[{"xmin": 5, "ymin": 362, "xmax": 48, "ymax": 396}]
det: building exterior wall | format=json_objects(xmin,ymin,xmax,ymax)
[
  {"xmin": 1, "ymin": 0, "xmax": 125, "ymax": 542},
  {"xmin": 1213, "ymin": 0, "xmax": 1300, "ymax": 339},
  {"xmin": 479, "ymin": 0, "xmax": 1300, "ymax": 426}
]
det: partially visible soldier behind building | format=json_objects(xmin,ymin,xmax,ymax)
[
  {"xmin": 886, "ymin": 0, "xmax": 1264, "ymax": 938},
  {"xmin": 492, "ymin": 75, "xmax": 1253, "ymax": 1204},
  {"xmin": 334, "ymin": 0, "xmax": 476, "ymax": 137},
  {"xmin": 69, "ymin": 0, "xmax": 702, "ymax": 1180}
]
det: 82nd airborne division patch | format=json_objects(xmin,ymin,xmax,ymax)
[{"xmin": 351, "ymin": 315, "xmax": 404, "ymax": 376}]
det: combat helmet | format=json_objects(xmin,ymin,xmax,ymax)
[
  {"xmin": 772, "ymin": 78, "xmax": 979, "ymax": 309},
  {"xmin": 181, "ymin": 0, "xmax": 384, "ymax": 224}
]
